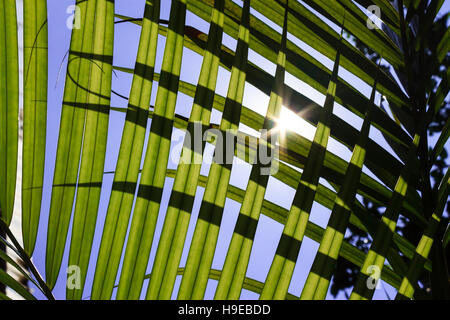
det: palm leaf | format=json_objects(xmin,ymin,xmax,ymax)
[
  {"xmin": 300, "ymin": 61, "xmax": 381, "ymax": 300},
  {"xmin": 22, "ymin": 0, "xmax": 48, "ymax": 255},
  {"xmin": 215, "ymin": 0, "xmax": 289, "ymax": 299},
  {"xmin": 260, "ymin": 23, "xmax": 344, "ymax": 300},
  {"xmin": 0, "ymin": 0, "xmax": 447, "ymax": 302},
  {"xmin": 396, "ymin": 167, "xmax": 450, "ymax": 299},
  {"xmin": 0, "ymin": 0, "xmax": 19, "ymax": 225},
  {"xmin": 178, "ymin": 0, "xmax": 251, "ymax": 300},
  {"xmin": 45, "ymin": 0, "xmax": 115, "ymax": 289},
  {"xmin": 350, "ymin": 130, "xmax": 424, "ymax": 300},
  {"xmin": 109, "ymin": 103, "xmax": 426, "ymax": 269},
  {"xmin": 90, "ymin": 0, "xmax": 161, "ymax": 301},
  {"xmin": 91, "ymin": 0, "xmax": 186, "ymax": 300},
  {"xmin": 145, "ymin": 0, "xmax": 226, "ymax": 300},
  {"xmin": 187, "ymin": 0, "xmax": 412, "ymax": 149},
  {"xmin": 168, "ymin": 18, "xmax": 423, "ymax": 217},
  {"xmin": 115, "ymin": 65, "xmax": 426, "ymax": 229},
  {"xmin": 112, "ymin": 17, "xmax": 422, "ymax": 216},
  {"xmin": 119, "ymin": 268, "xmax": 299, "ymax": 299}
]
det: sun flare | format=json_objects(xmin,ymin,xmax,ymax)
[{"xmin": 276, "ymin": 107, "xmax": 316, "ymax": 141}]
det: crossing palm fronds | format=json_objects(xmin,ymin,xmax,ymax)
[
  {"xmin": 349, "ymin": 130, "xmax": 423, "ymax": 300},
  {"xmin": 111, "ymin": 0, "xmax": 161, "ymax": 301},
  {"xmin": 91, "ymin": 0, "xmax": 186, "ymax": 300},
  {"xmin": 145, "ymin": 0, "xmax": 226, "ymax": 300},
  {"xmin": 396, "ymin": 168, "xmax": 450, "ymax": 299},
  {"xmin": 300, "ymin": 61, "xmax": 382, "ymax": 301},
  {"xmin": 214, "ymin": 0, "xmax": 289, "ymax": 300},
  {"xmin": 260, "ymin": 24, "xmax": 344, "ymax": 300},
  {"xmin": 177, "ymin": 0, "xmax": 251, "ymax": 300},
  {"xmin": 0, "ymin": 0, "xmax": 448, "ymax": 301},
  {"xmin": 92, "ymin": 0, "xmax": 161, "ymax": 301}
]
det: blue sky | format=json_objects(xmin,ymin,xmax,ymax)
[{"xmin": 25, "ymin": 0, "xmax": 450, "ymax": 300}]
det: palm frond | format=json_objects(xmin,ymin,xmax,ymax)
[
  {"xmin": 0, "ymin": 0, "xmax": 448, "ymax": 302},
  {"xmin": 0, "ymin": 0, "xmax": 19, "ymax": 226},
  {"xmin": 22, "ymin": 0, "xmax": 48, "ymax": 255}
]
